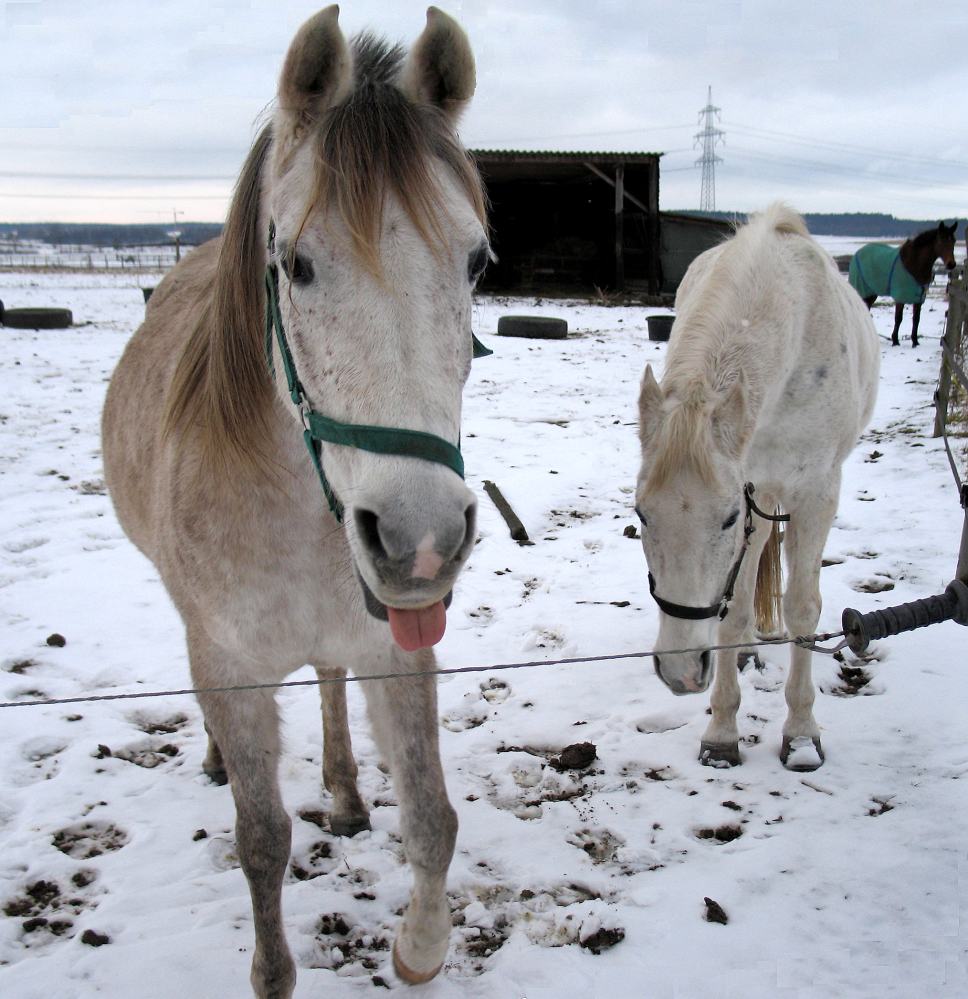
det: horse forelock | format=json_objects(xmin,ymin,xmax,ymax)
[
  {"xmin": 645, "ymin": 389, "xmax": 719, "ymax": 492},
  {"xmin": 299, "ymin": 32, "xmax": 486, "ymax": 274}
]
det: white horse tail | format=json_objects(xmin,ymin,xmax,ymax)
[{"xmin": 754, "ymin": 520, "xmax": 784, "ymax": 635}]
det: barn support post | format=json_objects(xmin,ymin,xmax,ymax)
[
  {"xmin": 647, "ymin": 160, "xmax": 660, "ymax": 295},
  {"xmin": 614, "ymin": 164, "xmax": 625, "ymax": 291}
]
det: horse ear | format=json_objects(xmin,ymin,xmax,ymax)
[
  {"xmin": 400, "ymin": 7, "xmax": 475, "ymax": 121},
  {"xmin": 638, "ymin": 365, "xmax": 664, "ymax": 447},
  {"xmin": 711, "ymin": 377, "xmax": 753, "ymax": 460},
  {"xmin": 277, "ymin": 6, "xmax": 352, "ymax": 133}
]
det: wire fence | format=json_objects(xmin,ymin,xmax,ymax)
[
  {"xmin": 0, "ymin": 631, "xmax": 848, "ymax": 711},
  {"xmin": 0, "ymin": 242, "xmax": 188, "ymax": 272}
]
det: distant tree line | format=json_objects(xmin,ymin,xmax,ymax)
[
  {"xmin": 677, "ymin": 211, "xmax": 962, "ymax": 238},
  {"xmin": 0, "ymin": 213, "xmax": 962, "ymax": 246},
  {"xmin": 0, "ymin": 222, "xmax": 223, "ymax": 247}
]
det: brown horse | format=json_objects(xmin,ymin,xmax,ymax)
[
  {"xmin": 848, "ymin": 221, "xmax": 957, "ymax": 346},
  {"xmin": 102, "ymin": 7, "xmax": 488, "ymax": 996}
]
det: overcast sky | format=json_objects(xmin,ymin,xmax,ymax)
[{"xmin": 2, "ymin": 0, "xmax": 967, "ymax": 225}]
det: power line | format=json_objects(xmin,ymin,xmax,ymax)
[{"xmin": 724, "ymin": 120, "xmax": 968, "ymax": 172}]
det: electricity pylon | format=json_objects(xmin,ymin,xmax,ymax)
[{"xmin": 695, "ymin": 86, "xmax": 725, "ymax": 212}]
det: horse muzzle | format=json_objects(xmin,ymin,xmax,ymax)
[
  {"xmin": 653, "ymin": 648, "xmax": 713, "ymax": 695},
  {"xmin": 350, "ymin": 488, "xmax": 477, "ymax": 651}
]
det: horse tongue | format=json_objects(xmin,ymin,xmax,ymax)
[{"xmin": 387, "ymin": 602, "xmax": 447, "ymax": 652}]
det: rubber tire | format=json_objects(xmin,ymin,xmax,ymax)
[
  {"xmin": 496, "ymin": 315, "xmax": 568, "ymax": 340},
  {"xmin": 1, "ymin": 307, "xmax": 73, "ymax": 329}
]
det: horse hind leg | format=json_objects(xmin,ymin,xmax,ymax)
[
  {"xmin": 892, "ymin": 302, "xmax": 903, "ymax": 346},
  {"xmin": 315, "ymin": 666, "xmax": 370, "ymax": 837},
  {"xmin": 202, "ymin": 722, "xmax": 228, "ymax": 785},
  {"xmin": 191, "ymin": 632, "xmax": 296, "ymax": 999}
]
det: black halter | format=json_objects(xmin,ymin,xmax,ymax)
[{"xmin": 647, "ymin": 483, "xmax": 790, "ymax": 622}]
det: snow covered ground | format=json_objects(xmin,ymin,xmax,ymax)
[{"xmin": 1, "ymin": 253, "xmax": 966, "ymax": 999}]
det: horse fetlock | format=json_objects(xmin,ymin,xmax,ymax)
[
  {"xmin": 250, "ymin": 943, "xmax": 296, "ymax": 999},
  {"xmin": 699, "ymin": 740, "xmax": 742, "ymax": 768}
]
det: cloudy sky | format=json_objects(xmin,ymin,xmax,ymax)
[{"xmin": 2, "ymin": 0, "xmax": 967, "ymax": 225}]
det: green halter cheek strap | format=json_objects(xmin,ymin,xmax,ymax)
[{"xmin": 263, "ymin": 229, "xmax": 487, "ymax": 522}]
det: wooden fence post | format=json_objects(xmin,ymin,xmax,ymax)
[{"xmin": 934, "ymin": 273, "xmax": 959, "ymax": 437}]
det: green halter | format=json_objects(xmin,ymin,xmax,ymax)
[{"xmin": 263, "ymin": 223, "xmax": 490, "ymax": 521}]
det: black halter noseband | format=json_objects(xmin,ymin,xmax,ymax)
[{"xmin": 647, "ymin": 483, "xmax": 790, "ymax": 622}]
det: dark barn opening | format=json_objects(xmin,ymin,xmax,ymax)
[{"xmin": 472, "ymin": 150, "xmax": 662, "ymax": 297}]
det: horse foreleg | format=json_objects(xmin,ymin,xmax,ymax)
[
  {"xmin": 314, "ymin": 666, "xmax": 370, "ymax": 837},
  {"xmin": 701, "ymin": 512, "xmax": 773, "ymax": 767},
  {"xmin": 191, "ymin": 634, "xmax": 295, "ymax": 999},
  {"xmin": 359, "ymin": 651, "xmax": 456, "ymax": 984},
  {"xmin": 779, "ymin": 490, "xmax": 837, "ymax": 772},
  {"xmin": 891, "ymin": 302, "xmax": 903, "ymax": 346},
  {"xmin": 911, "ymin": 302, "xmax": 921, "ymax": 347}
]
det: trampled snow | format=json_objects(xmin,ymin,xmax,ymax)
[{"xmin": 1, "ymin": 258, "xmax": 966, "ymax": 998}]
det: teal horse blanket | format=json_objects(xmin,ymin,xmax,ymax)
[{"xmin": 848, "ymin": 243, "xmax": 927, "ymax": 305}]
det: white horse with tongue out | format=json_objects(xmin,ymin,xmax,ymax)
[{"xmin": 102, "ymin": 7, "xmax": 487, "ymax": 995}]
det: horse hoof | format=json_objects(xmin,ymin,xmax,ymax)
[
  {"xmin": 780, "ymin": 736, "xmax": 824, "ymax": 771},
  {"xmin": 699, "ymin": 741, "xmax": 741, "ymax": 768},
  {"xmin": 203, "ymin": 765, "xmax": 229, "ymax": 786},
  {"xmin": 392, "ymin": 940, "xmax": 443, "ymax": 985},
  {"xmin": 330, "ymin": 814, "xmax": 371, "ymax": 838},
  {"xmin": 737, "ymin": 651, "xmax": 764, "ymax": 673}
]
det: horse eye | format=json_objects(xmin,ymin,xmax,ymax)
[
  {"xmin": 467, "ymin": 243, "xmax": 489, "ymax": 284},
  {"xmin": 722, "ymin": 510, "xmax": 739, "ymax": 530},
  {"xmin": 281, "ymin": 250, "xmax": 314, "ymax": 285},
  {"xmin": 635, "ymin": 506, "xmax": 647, "ymax": 527}
]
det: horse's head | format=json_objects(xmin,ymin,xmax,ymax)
[
  {"xmin": 636, "ymin": 366, "xmax": 753, "ymax": 695},
  {"xmin": 267, "ymin": 7, "xmax": 487, "ymax": 651},
  {"xmin": 936, "ymin": 221, "xmax": 958, "ymax": 270}
]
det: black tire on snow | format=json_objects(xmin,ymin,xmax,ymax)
[
  {"xmin": 496, "ymin": 315, "xmax": 568, "ymax": 340},
  {"xmin": 1, "ymin": 307, "xmax": 74, "ymax": 329}
]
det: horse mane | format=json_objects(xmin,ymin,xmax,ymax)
[
  {"xmin": 163, "ymin": 32, "xmax": 486, "ymax": 471},
  {"xmin": 646, "ymin": 203, "xmax": 810, "ymax": 492},
  {"xmin": 906, "ymin": 226, "xmax": 941, "ymax": 250}
]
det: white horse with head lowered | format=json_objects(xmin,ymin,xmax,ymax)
[
  {"xmin": 636, "ymin": 204, "xmax": 879, "ymax": 772},
  {"xmin": 103, "ymin": 7, "xmax": 488, "ymax": 995}
]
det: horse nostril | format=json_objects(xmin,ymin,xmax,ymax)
[
  {"xmin": 353, "ymin": 508, "xmax": 387, "ymax": 560},
  {"xmin": 460, "ymin": 501, "xmax": 477, "ymax": 558},
  {"xmin": 700, "ymin": 650, "xmax": 711, "ymax": 673}
]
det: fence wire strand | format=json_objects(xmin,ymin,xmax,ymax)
[{"xmin": 0, "ymin": 631, "xmax": 847, "ymax": 710}]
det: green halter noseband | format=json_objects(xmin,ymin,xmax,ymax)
[{"xmin": 263, "ymin": 222, "xmax": 490, "ymax": 522}]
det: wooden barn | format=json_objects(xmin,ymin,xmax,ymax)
[{"xmin": 471, "ymin": 149, "xmax": 732, "ymax": 298}]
